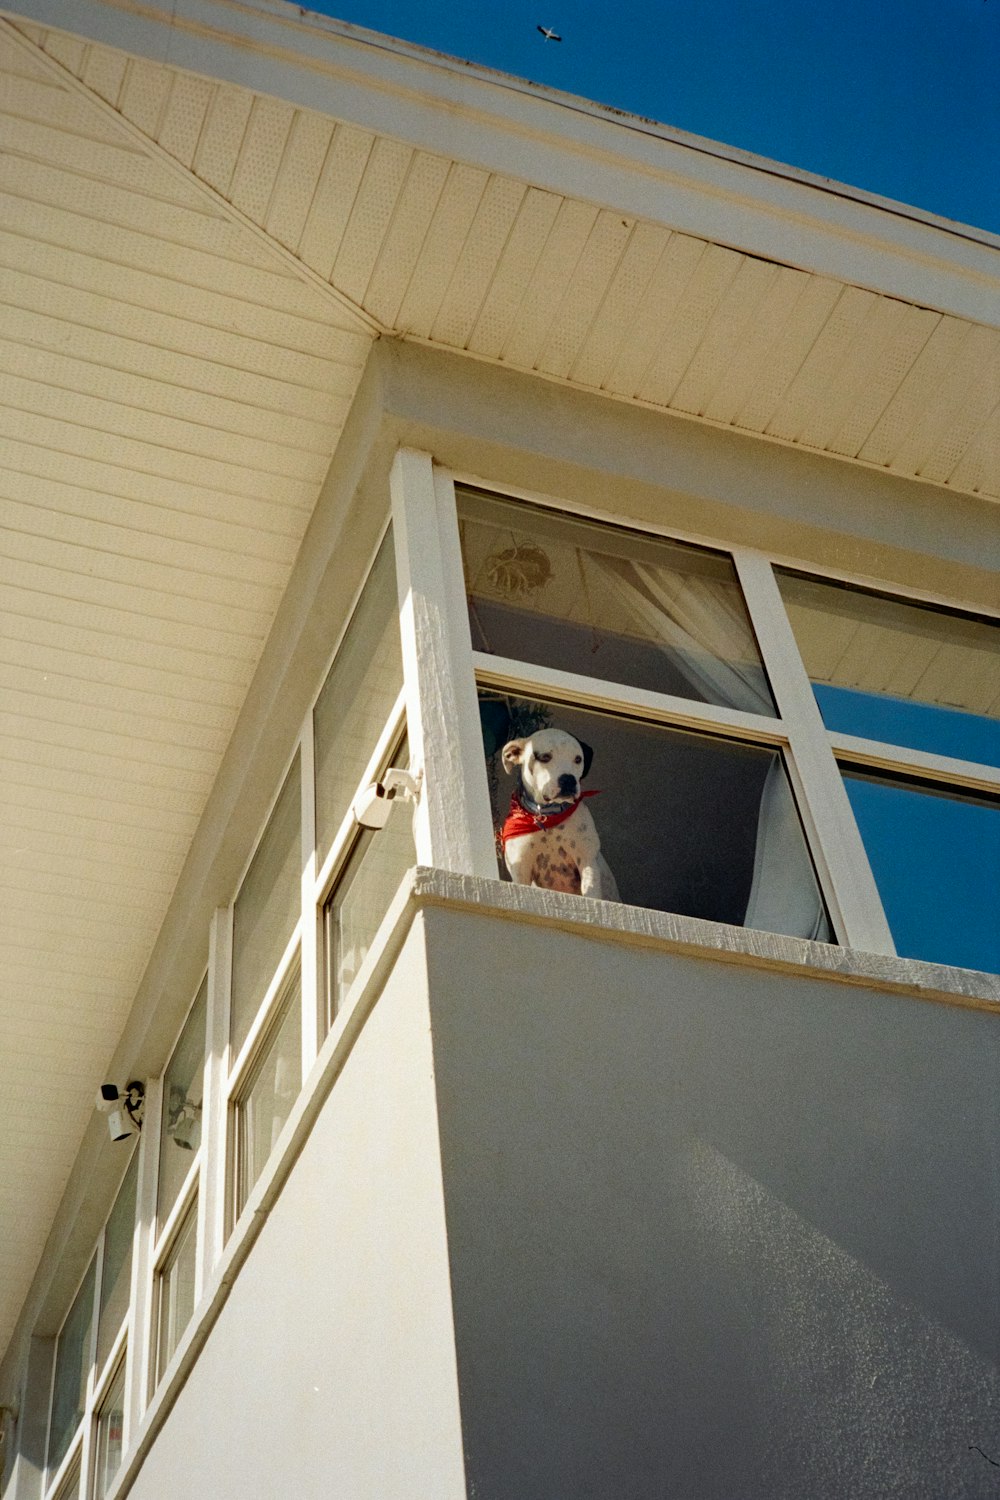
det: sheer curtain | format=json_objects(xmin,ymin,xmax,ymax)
[
  {"xmin": 592, "ymin": 554, "xmax": 829, "ymax": 942},
  {"xmin": 593, "ymin": 555, "xmax": 773, "ymax": 715}
]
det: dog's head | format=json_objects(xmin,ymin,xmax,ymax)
[{"xmin": 501, "ymin": 728, "xmax": 594, "ymax": 805}]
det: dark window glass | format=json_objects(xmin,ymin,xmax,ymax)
[
  {"xmin": 314, "ymin": 531, "xmax": 403, "ymax": 862},
  {"xmin": 777, "ymin": 570, "xmax": 1000, "ymax": 766},
  {"xmin": 154, "ymin": 1195, "xmax": 198, "ymax": 1388},
  {"xmin": 843, "ymin": 769, "xmax": 1000, "ymax": 972},
  {"xmin": 234, "ymin": 965, "xmax": 302, "ymax": 1217},
  {"xmin": 231, "ymin": 755, "xmax": 301, "ymax": 1056},
  {"xmin": 325, "ymin": 742, "xmax": 416, "ymax": 1023},
  {"xmin": 92, "ymin": 1356, "xmax": 127, "ymax": 1500},
  {"xmin": 481, "ymin": 694, "xmax": 828, "ymax": 941},
  {"xmin": 96, "ymin": 1153, "xmax": 138, "ymax": 1373},
  {"xmin": 48, "ymin": 1258, "xmax": 96, "ymax": 1474},
  {"xmin": 157, "ymin": 982, "xmax": 207, "ymax": 1232},
  {"xmin": 459, "ymin": 490, "xmax": 775, "ymax": 714}
]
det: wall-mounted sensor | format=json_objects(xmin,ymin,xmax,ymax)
[
  {"xmin": 95, "ymin": 1080, "xmax": 145, "ymax": 1141},
  {"xmin": 351, "ymin": 768, "xmax": 422, "ymax": 830}
]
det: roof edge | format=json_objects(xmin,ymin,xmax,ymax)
[{"xmin": 3, "ymin": 0, "xmax": 1000, "ymax": 324}]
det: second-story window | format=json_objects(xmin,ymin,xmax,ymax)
[
  {"xmin": 776, "ymin": 571, "xmax": 1000, "ymax": 971},
  {"xmin": 459, "ymin": 486, "xmax": 828, "ymax": 941}
]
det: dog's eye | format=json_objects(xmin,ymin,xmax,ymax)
[
  {"xmin": 535, "ymin": 753, "xmax": 551, "ymax": 764},
  {"xmin": 574, "ymin": 755, "xmax": 582, "ymax": 764}
]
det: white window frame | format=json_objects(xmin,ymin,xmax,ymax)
[
  {"xmin": 41, "ymin": 1143, "xmax": 140, "ymax": 1500},
  {"xmin": 391, "ymin": 452, "xmax": 1000, "ymax": 962},
  {"xmin": 221, "ymin": 515, "xmax": 413, "ymax": 1239}
]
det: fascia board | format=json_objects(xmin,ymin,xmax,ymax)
[{"xmin": 5, "ymin": 0, "xmax": 1000, "ymax": 323}]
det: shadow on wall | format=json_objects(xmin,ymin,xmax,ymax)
[{"xmin": 428, "ymin": 915, "xmax": 1000, "ymax": 1500}]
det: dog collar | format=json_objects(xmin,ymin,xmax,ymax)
[{"xmin": 500, "ymin": 788, "xmax": 601, "ymax": 847}]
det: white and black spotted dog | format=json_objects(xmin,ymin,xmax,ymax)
[{"xmin": 500, "ymin": 728, "xmax": 619, "ymax": 902}]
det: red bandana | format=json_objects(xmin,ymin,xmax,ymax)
[{"xmin": 500, "ymin": 790, "xmax": 601, "ymax": 847}]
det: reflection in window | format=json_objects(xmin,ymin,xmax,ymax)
[
  {"xmin": 231, "ymin": 755, "xmax": 301, "ymax": 1057},
  {"xmin": 777, "ymin": 571, "xmax": 1000, "ymax": 765},
  {"xmin": 47, "ymin": 1258, "xmax": 96, "ymax": 1475},
  {"xmin": 96, "ymin": 1153, "xmax": 138, "ymax": 1374},
  {"xmin": 459, "ymin": 489, "xmax": 775, "ymax": 714},
  {"xmin": 157, "ymin": 982, "xmax": 206, "ymax": 1232},
  {"xmin": 234, "ymin": 965, "xmax": 302, "ymax": 1218},
  {"xmin": 482, "ymin": 695, "xmax": 829, "ymax": 941},
  {"xmin": 92, "ymin": 1357, "xmax": 126, "ymax": 1500},
  {"xmin": 154, "ymin": 1196, "xmax": 198, "ymax": 1387},
  {"xmin": 325, "ymin": 756, "xmax": 416, "ymax": 1022},
  {"xmin": 314, "ymin": 530, "xmax": 403, "ymax": 861},
  {"xmin": 843, "ymin": 770, "xmax": 1000, "ymax": 972}
]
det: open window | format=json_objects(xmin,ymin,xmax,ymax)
[{"xmin": 458, "ymin": 487, "xmax": 829, "ymax": 943}]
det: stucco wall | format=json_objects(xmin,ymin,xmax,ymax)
[
  {"xmin": 129, "ymin": 922, "xmax": 466, "ymax": 1500},
  {"xmin": 423, "ymin": 904, "xmax": 1000, "ymax": 1499}
]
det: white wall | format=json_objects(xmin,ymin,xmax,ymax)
[
  {"xmin": 129, "ymin": 921, "xmax": 466, "ymax": 1500},
  {"xmin": 422, "ymin": 904, "xmax": 1000, "ymax": 1500}
]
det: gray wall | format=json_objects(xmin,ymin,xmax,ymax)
[
  {"xmin": 424, "ymin": 906, "xmax": 1000, "ymax": 1499},
  {"xmin": 130, "ymin": 925, "xmax": 466, "ymax": 1500}
]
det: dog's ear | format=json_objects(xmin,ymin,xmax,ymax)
[
  {"xmin": 501, "ymin": 738, "xmax": 528, "ymax": 775},
  {"xmin": 578, "ymin": 739, "xmax": 594, "ymax": 779}
]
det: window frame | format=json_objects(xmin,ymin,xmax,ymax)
[
  {"xmin": 42, "ymin": 1145, "xmax": 138, "ymax": 1500},
  {"xmin": 410, "ymin": 458, "xmax": 1000, "ymax": 961}
]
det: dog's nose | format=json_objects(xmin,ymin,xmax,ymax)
[{"xmin": 557, "ymin": 773, "xmax": 578, "ymax": 797}]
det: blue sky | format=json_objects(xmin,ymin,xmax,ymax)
[{"xmin": 302, "ymin": 0, "xmax": 1000, "ymax": 234}]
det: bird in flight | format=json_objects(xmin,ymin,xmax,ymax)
[{"xmin": 537, "ymin": 24, "xmax": 562, "ymax": 40}]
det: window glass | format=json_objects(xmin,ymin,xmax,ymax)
[
  {"xmin": 51, "ymin": 1451, "xmax": 81, "ymax": 1500},
  {"xmin": 96, "ymin": 1153, "xmax": 138, "ymax": 1374},
  {"xmin": 47, "ymin": 1257, "xmax": 96, "ymax": 1474},
  {"xmin": 325, "ymin": 741, "xmax": 416, "ymax": 1022},
  {"xmin": 231, "ymin": 755, "xmax": 301, "ymax": 1057},
  {"xmin": 776, "ymin": 571, "xmax": 1000, "ymax": 766},
  {"xmin": 482, "ymin": 694, "xmax": 828, "ymax": 941},
  {"xmin": 459, "ymin": 489, "xmax": 775, "ymax": 715},
  {"xmin": 234, "ymin": 966, "xmax": 302, "ymax": 1217},
  {"xmin": 92, "ymin": 1357, "xmax": 126, "ymax": 1500},
  {"xmin": 157, "ymin": 982, "xmax": 206, "ymax": 1232},
  {"xmin": 154, "ymin": 1196, "xmax": 198, "ymax": 1388},
  {"xmin": 314, "ymin": 530, "xmax": 403, "ymax": 862},
  {"xmin": 843, "ymin": 769, "xmax": 1000, "ymax": 972}
]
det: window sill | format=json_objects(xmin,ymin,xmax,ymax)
[{"xmin": 408, "ymin": 866, "xmax": 1000, "ymax": 1012}]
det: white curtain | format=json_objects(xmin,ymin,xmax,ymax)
[
  {"xmin": 591, "ymin": 554, "xmax": 828, "ymax": 942},
  {"xmin": 742, "ymin": 757, "xmax": 831, "ymax": 941},
  {"xmin": 592, "ymin": 555, "xmax": 773, "ymax": 715}
]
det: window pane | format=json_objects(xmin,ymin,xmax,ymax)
[
  {"xmin": 843, "ymin": 770, "xmax": 1000, "ymax": 972},
  {"xmin": 314, "ymin": 530, "xmax": 403, "ymax": 862},
  {"xmin": 51, "ymin": 1451, "xmax": 81, "ymax": 1500},
  {"xmin": 459, "ymin": 489, "xmax": 775, "ymax": 715},
  {"xmin": 154, "ymin": 1196, "xmax": 198, "ymax": 1388},
  {"xmin": 235, "ymin": 967, "xmax": 302, "ymax": 1217},
  {"xmin": 92, "ymin": 1357, "xmax": 127, "ymax": 1500},
  {"xmin": 777, "ymin": 571, "xmax": 1000, "ymax": 765},
  {"xmin": 231, "ymin": 755, "xmax": 301, "ymax": 1056},
  {"xmin": 482, "ymin": 694, "xmax": 829, "ymax": 941},
  {"xmin": 157, "ymin": 982, "xmax": 206, "ymax": 1232},
  {"xmin": 96, "ymin": 1152, "xmax": 138, "ymax": 1374},
  {"xmin": 325, "ymin": 749, "xmax": 416, "ymax": 1020},
  {"xmin": 48, "ymin": 1257, "xmax": 96, "ymax": 1474}
]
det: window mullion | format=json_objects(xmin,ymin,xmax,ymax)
[
  {"xmin": 390, "ymin": 448, "xmax": 497, "ymax": 877},
  {"xmin": 196, "ymin": 907, "xmax": 232, "ymax": 1291},
  {"xmin": 733, "ymin": 548, "xmax": 897, "ymax": 955},
  {"xmin": 298, "ymin": 717, "xmax": 320, "ymax": 1078},
  {"xmin": 124, "ymin": 1074, "xmax": 161, "ymax": 1432}
]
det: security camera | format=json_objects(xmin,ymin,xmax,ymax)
[
  {"xmin": 351, "ymin": 768, "xmax": 422, "ymax": 830},
  {"xmin": 96, "ymin": 1081, "xmax": 145, "ymax": 1141}
]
